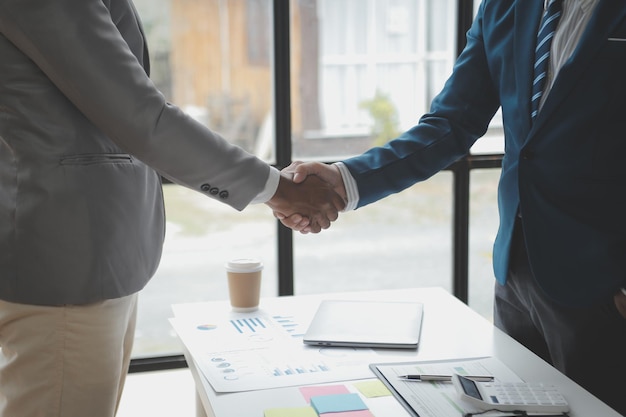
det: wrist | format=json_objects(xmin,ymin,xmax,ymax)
[{"xmin": 266, "ymin": 173, "xmax": 290, "ymax": 208}]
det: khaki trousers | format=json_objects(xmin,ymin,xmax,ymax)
[{"xmin": 0, "ymin": 293, "xmax": 138, "ymax": 417}]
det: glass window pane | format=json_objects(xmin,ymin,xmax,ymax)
[
  {"xmin": 134, "ymin": 187, "xmax": 277, "ymax": 357},
  {"xmin": 374, "ymin": 0, "xmax": 418, "ymax": 54},
  {"xmin": 470, "ymin": 110, "xmax": 505, "ymax": 154},
  {"xmin": 291, "ymin": 0, "xmax": 456, "ymax": 294},
  {"xmin": 318, "ymin": 0, "xmax": 368, "ymax": 55},
  {"xmin": 293, "ymin": 0, "xmax": 457, "ymax": 160},
  {"xmin": 131, "ymin": 0, "xmax": 275, "ymax": 358},
  {"xmin": 135, "ymin": 0, "xmax": 275, "ymax": 162},
  {"xmin": 468, "ymin": 169, "xmax": 501, "ymax": 322},
  {"xmin": 467, "ymin": 1, "xmax": 504, "ymax": 155},
  {"xmin": 426, "ymin": 60, "xmax": 451, "ymax": 105},
  {"xmin": 427, "ymin": 0, "xmax": 450, "ymax": 51},
  {"xmin": 292, "ymin": 0, "xmax": 456, "ymax": 295},
  {"xmin": 467, "ymin": 0, "xmax": 502, "ymax": 314},
  {"xmin": 294, "ymin": 172, "xmax": 453, "ymax": 295}
]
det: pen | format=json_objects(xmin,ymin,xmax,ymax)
[{"xmin": 398, "ymin": 374, "xmax": 494, "ymax": 382}]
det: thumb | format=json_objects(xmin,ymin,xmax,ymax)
[{"xmin": 292, "ymin": 162, "xmax": 321, "ymax": 184}]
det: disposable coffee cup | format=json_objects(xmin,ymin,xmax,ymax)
[{"xmin": 225, "ymin": 259, "xmax": 263, "ymax": 312}]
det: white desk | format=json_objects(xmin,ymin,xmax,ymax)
[{"xmin": 173, "ymin": 287, "xmax": 620, "ymax": 417}]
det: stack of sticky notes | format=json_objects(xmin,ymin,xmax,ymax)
[
  {"xmin": 310, "ymin": 393, "xmax": 371, "ymax": 416},
  {"xmin": 265, "ymin": 380, "xmax": 392, "ymax": 417}
]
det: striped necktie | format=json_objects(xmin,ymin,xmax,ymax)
[{"xmin": 531, "ymin": 0, "xmax": 563, "ymax": 121}]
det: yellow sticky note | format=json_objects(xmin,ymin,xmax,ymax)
[
  {"xmin": 353, "ymin": 380, "xmax": 393, "ymax": 398},
  {"xmin": 264, "ymin": 406, "xmax": 318, "ymax": 417}
]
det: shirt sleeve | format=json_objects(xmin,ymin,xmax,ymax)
[
  {"xmin": 334, "ymin": 162, "xmax": 359, "ymax": 212},
  {"xmin": 250, "ymin": 166, "xmax": 280, "ymax": 204}
]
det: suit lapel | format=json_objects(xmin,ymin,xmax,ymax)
[
  {"xmin": 514, "ymin": 0, "xmax": 544, "ymax": 136},
  {"xmin": 533, "ymin": 1, "xmax": 626, "ymax": 131}
]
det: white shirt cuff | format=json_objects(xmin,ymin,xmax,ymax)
[
  {"xmin": 250, "ymin": 166, "xmax": 280, "ymax": 204},
  {"xmin": 334, "ymin": 162, "xmax": 359, "ymax": 212}
]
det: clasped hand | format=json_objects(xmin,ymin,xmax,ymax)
[{"xmin": 265, "ymin": 162, "xmax": 347, "ymax": 233}]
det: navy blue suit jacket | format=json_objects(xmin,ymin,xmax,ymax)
[{"xmin": 342, "ymin": 0, "xmax": 626, "ymax": 306}]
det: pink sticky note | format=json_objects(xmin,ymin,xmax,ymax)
[{"xmin": 299, "ymin": 385, "xmax": 350, "ymax": 403}]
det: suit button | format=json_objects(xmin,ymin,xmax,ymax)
[
  {"xmin": 209, "ymin": 187, "xmax": 219, "ymax": 195},
  {"xmin": 219, "ymin": 190, "xmax": 229, "ymax": 199},
  {"xmin": 200, "ymin": 183, "xmax": 211, "ymax": 192}
]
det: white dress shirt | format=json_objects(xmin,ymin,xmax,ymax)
[{"xmin": 251, "ymin": 166, "xmax": 280, "ymax": 204}]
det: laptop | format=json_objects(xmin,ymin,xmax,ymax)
[{"xmin": 303, "ymin": 300, "xmax": 424, "ymax": 349}]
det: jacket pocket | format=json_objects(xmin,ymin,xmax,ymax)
[{"xmin": 60, "ymin": 153, "xmax": 133, "ymax": 166}]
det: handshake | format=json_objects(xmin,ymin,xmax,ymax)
[{"xmin": 265, "ymin": 161, "xmax": 346, "ymax": 234}]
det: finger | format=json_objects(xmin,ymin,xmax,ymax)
[
  {"xmin": 282, "ymin": 161, "xmax": 304, "ymax": 174},
  {"xmin": 294, "ymin": 216, "xmax": 311, "ymax": 230},
  {"xmin": 325, "ymin": 192, "xmax": 344, "ymax": 222},
  {"xmin": 328, "ymin": 187, "xmax": 347, "ymax": 212},
  {"xmin": 335, "ymin": 194, "xmax": 347, "ymax": 212},
  {"xmin": 279, "ymin": 213, "xmax": 309, "ymax": 231},
  {"xmin": 327, "ymin": 209, "xmax": 339, "ymax": 222},
  {"xmin": 288, "ymin": 213, "xmax": 303, "ymax": 224},
  {"xmin": 306, "ymin": 221, "xmax": 322, "ymax": 234},
  {"xmin": 281, "ymin": 219, "xmax": 308, "ymax": 232},
  {"xmin": 279, "ymin": 218, "xmax": 296, "ymax": 230},
  {"xmin": 313, "ymin": 214, "xmax": 331, "ymax": 230},
  {"xmin": 292, "ymin": 162, "xmax": 321, "ymax": 183}
]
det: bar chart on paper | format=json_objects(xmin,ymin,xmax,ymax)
[
  {"xmin": 170, "ymin": 308, "xmax": 416, "ymax": 393},
  {"xmin": 228, "ymin": 316, "xmax": 306, "ymax": 337},
  {"xmin": 273, "ymin": 315, "xmax": 307, "ymax": 338},
  {"xmin": 272, "ymin": 362, "xmax": 330, "ymax": 377},
  {"xmin": 230, "ymin": 317, "xmax": 267, "ymax": 333}
]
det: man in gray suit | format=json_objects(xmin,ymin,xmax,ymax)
[{"xmin": 0, "ymin": 1, "xmax": 343, "ymax": 416}]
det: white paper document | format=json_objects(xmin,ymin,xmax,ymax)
[
  {"xmin": 169, "ymin": 306, "xmax": 416, "ymax": 393},
  {"xmin": 370, "ymin": 357, "xmax": 525, "ymax": 417}
]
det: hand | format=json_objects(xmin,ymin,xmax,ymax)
[
  {"xmin": 277, "ymin": 162, "xmax": 348, "ymax": 233},
  {"xmin": 284, "ymin": 161, "xmax": 347, "ymax": 201},
  {"xmin": 265, "ymin": 172, "xmax": 345, "ymax": 233}
]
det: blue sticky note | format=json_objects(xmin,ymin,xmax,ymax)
[{"xmin": 310, "ymin": 393, "xmax": 368, "ymax": 414}]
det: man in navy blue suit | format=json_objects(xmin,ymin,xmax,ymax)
[{"xmin": 280, "ymin": 1, "xmax": 626, "ymax": 414}]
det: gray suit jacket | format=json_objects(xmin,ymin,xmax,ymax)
[{"xmin": 0, "ymin": 0, "xmax": 270, "ymax": 305}]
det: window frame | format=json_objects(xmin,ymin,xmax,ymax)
[{"xmin": 129, "ymin": 0, "xmax": 505, "ymax": 374}]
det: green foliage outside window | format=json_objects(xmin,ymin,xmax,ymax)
[{"xmin": 360, "ymin": 90, "xmax": 400, "ymax": 146}]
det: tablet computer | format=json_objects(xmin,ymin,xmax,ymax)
[{"xmin": 303, "ymin": 300, "xmax": 423, "ymax": 349}]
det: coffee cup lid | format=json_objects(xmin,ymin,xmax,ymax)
[{"xmin": 225, "ymin": 258, "xmax": 263, "ymax": 273}]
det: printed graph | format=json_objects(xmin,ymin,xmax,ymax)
[{"xmin": 230, "ymin": 317, "xmax": 267, "ymax": 333}]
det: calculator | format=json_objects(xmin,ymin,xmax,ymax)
[{"xmin": 452, "ymin": 374, "xmax": 570, "ymax": 413}]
